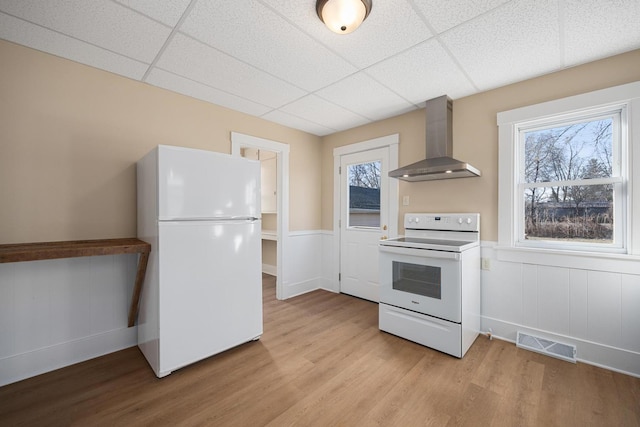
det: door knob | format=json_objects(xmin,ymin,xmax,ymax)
[
  {"xmin": 381, "ymin": 235, "xmax": 388, "ymax": 240},
  {"xmin": 382, "ymin": 225, "xmax": 387, "ymax": 230}
]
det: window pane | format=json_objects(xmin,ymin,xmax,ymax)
[
  {"xmin": 348, "ymin": 161, "xmax": 380, "ymax": 227},
  {"xmin": 523, "ymin": 185, "xmax": 613, "ymax": 243},
  {"xmin": 524, "ymin": 118, "xmax": 613, "ymax": 184}
]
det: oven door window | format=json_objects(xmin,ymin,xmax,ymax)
[{"xmin": 392, "ymin": 261, "xmax": 441, "ymax": 299}]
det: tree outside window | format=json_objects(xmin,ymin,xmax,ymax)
[{"xmin": 521, "ymin": 116, "xmax": 619, "ymax": 244}]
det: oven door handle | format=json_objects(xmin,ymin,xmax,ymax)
[{"xmin": 379, "ymin": 244, "xmax": 460, "ymax": 261}]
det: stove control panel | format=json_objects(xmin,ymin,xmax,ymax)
[{"xmin": 405, "ymin": 213, "xmax": 479, "ymax": 232}]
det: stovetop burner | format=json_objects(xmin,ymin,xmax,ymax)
[
  {"xmin": 380, "ymin": 236, "xmax": 478, "ymax": 252},
  {"xmin": 379, "ymin": 213, "xmax": 480, "ymax": 252}
]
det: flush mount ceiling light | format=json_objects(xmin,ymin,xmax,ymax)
[{"xmin": 316, "ymin": 0, "xmax": 372, "ymax": 34}]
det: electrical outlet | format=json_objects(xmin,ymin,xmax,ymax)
[
  {"xmin": 402, "ymin": 196, "xmax": 410, "ymax": 206},
  {"xmin": 481, "ymin": 258, "xmax": 491, "ymax": 270}
]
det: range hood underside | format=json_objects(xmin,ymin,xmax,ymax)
[{"xmin": 388, "ymin": 156, "xmax": 481, "ymax": 182}]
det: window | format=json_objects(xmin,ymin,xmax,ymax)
[
  {"xmin": 498, "ymin": 82, "xmax": 640, "ymax": 257},
  {"xmin": 518, "ymin": 110, "xmax": 623, "ymax": 251}
]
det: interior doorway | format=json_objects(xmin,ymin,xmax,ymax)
[
  {"xmin": 232, "ymin": 132, "xmax": 289, "ymax": 300},
  {"xmin": 241, "ymin": 148, "xmax": 278, "ymax": 278}
]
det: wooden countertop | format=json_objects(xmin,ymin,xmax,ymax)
[
  {"xmin": 0, "ymin": 238, "xmax": 150, "ymax": 263},
  {"xmin": 0, "ymin": 238, "xmax": 151, "ymax": 327}
]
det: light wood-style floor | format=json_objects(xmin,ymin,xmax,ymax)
[{"xmin": 1, "ymin": 274, "xmax": 639, "ymax": 426}]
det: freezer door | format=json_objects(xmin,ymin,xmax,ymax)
[
  {"xmin": 157, "ymin": 220, "xmax": 262, "ymax": 375},
  {"xmin": 158, "ymin": 145, "xmax": 260, "ymax": 220}
]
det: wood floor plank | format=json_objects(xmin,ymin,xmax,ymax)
[{"xmin": 1, "ymin": 274, "xmax": 639, "ymax": 426}]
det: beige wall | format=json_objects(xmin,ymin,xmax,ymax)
[
  {"xmin": 2, "ymin": 38, "xmax": 637, "ymax": 245},
  {"xmin": 321, "ymin": 49, "xmax": 640, "ymax": 240},
  {"xmin": 0, "ymin": 40, "xmax": 322, "ymax": 244}
]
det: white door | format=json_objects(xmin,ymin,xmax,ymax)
[{"xmin": 340, "ymin": 147, "xmax": 391, "ymax": 302}]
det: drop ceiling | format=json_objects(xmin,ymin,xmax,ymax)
[{"xmin": 1, "ymin": 0, "xmax": 639, "ymax": 136}]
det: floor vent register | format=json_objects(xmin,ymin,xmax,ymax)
[{"xmin": 516, "ymin": 331, "xmax": 577, "ymax": 363}]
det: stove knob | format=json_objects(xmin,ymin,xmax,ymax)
[
  {"xmin": 414, "ymin": 217, "xmax": 420, "ymax": 223},
  {"xmin": 466, "ymin": 218, "xmax": 472, "ymax": 224},
  {"xmin": 457, "ymin": 218, "xmax": 463, "ymax": 224}
]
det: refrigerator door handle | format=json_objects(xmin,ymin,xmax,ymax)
[{"xmin": 160, "ymin": 216, "xmax": 260, "ymax": 222}]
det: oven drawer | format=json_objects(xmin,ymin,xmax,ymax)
[{"xmin": 379, "ymin": 303, "xmax": 462, "ymax": 358}]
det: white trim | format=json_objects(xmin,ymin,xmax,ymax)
[
  {"xmin": 333, "ymin": 134, "xmax": 399, "ymax": 156},
  {"xmin": 497, "ymin": 81, "xmax": 640, "ymax": 259},
  {"xmin": 262, "ymin": 263, "xmax": 277, "ymax": 276},
  {"xmin": 231, "ymin": 132, "xmax": 290, "ymax": 300},
  {"xmin": 481, "ymin": 316, "xmax": 640, "ymax": 378},
  {"xmin": 289, "ymin": 229, "xmax": 323, "ymax": 237},
  {"xmin": 497, "ymin": 82, "xmax": 640, "ymax": 125},
  {"xmin": 332, "ymin": 134, "xmax": 399, "ymax": 293},
  {"xmin": 285, "ymin": 278, "xmax": 323, "ymax": 299},
  {"xmin": 0, "ymin": 328, "xmax": 137, "ymax": 387},
  {"xmin": 495, "ymin": 246, "xmax": 640, "ymax": 275}
]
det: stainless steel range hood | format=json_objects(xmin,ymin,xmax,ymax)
[{"xmin": 389, "ymin": 95, "xmax": 481, "ymax": 182}]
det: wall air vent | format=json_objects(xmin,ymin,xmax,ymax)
[{"xmin": 516, "ymin": 331, "xmax": 577, "ymax": 363}]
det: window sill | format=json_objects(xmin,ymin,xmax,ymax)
[{"xmin": 494, "ymin": 245, "xmax": 640, "ymax": 275}]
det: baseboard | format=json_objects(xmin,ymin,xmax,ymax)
[
  {"xmin": 481, "ymin": 316, "xmax": 640, "ymax": 378},
  {"xmin": 319, "ymin": 277, "xmax": 339, "ymax": 294},
  {"xmin": 284, "ymin": 277, "xmax": 323, "ymax": 299},
  {"xmin": 0, "ymin": 327, "xmax": 137, "ymax": 387},
  {"xmin": 262, "ymin": 263, "xmax": 277, "ymax": 276}
]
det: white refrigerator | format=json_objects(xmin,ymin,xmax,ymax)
[{"xmin": 137, "ymin": 145, "xmax": 262, "ymax": 378}]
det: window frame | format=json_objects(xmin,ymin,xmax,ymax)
[
  {"xmin": 514, "ymin": 106, "xmax": 626, "ymax": 253},
  {"xmin": 497, "ymin": 81, "xmax": 640, "ymax": 263}
]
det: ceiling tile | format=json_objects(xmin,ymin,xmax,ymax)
[
  {"xmin": 366, "ymin": 38, "xmax": 476, "ymax": 103},
  {"xmin": 279, "ymin": 95, "xmax": 370, "ymax": 132},
  {"xmin": 179, "ymin": 0, "xmax": 356, "ymax": 91},
  {"xmin": 154, "ymin": 33, "xmax": 306, "ymax": 108},
  {"xmin": 261, "ymin": 110, "xmax": 337, "ymax": 136},
  {"xmin": 146, "ymin": 68, "xmax": 272, "ymax": 117},
  {"xmin": 1, "ymin": 0, "xmax": 639, "ymax": 137},
  {"xmin": 440, "ymin": 0, "xmax": 561, "ymax": 91},
  {"xmin": 563, "ymin": 0, "xmax": 640, "ymax": 66},
  {"xmin": 0, "ymin": 0, "xmax": 170, "ymax": 63},
  {"xmin": 113, "ymin": 0, "xmax": 191, "ymax": 27},
  {"xmin": 0, "ymin": 12, "xmax": 148, "ymax": 79},
  {"xmin": 412, "ymin": 0, "xmax": 511, "ymax": 33},
  {"xmin": 315, "ymin": 72, "xmax": 415, "ymax": 121},
  {"xmin": 263, "ymin": 0, "xmax": 432, "ymax": 69}
]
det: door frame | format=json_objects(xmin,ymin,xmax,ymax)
[
  {"xmin": 332, "ymin": 134, "xmax": 399, "ymax": 293},
  {"xmin": 231, "ymin": 132, "xmax": 289, "ymax": 300}
]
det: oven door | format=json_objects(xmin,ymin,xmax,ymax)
[{"xmin": 379, "ymin": 244, "xmax": 461, "ymax": 323}]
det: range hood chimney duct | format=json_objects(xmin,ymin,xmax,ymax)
[{"xmin": 389, "ymin": 95, "xmax": 481, "ymax": 181}]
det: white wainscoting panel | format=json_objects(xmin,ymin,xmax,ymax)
[
  {"xmin": 588, "ymin": 271, "xmax": 623, "ymax": 348},
  {"xmin": 522, "ymin": 263, "xmax": 538, "ymax": 327},
  {"xmin": 569, "ymin": 269, "xmax": 589, "ymax": 340},
  {"xmin": 622, "ymin": 274, "xmax": 640, "ymax": 353},
  {"xmin": 321, "ymin": 230, "xmax": 338, "ymax": 293},
  {"xmin": 282, "ymin": 231, "xmax": 323, "ymax": 299},
  {"xmin": 0, "ymin": 254, "xmax": 138, "ymax": 386},
  {"xmin": 481, "ymin": 242, "xmax": 640, "ymax": 377},
  {"xmin": 537, "ymin": 266, "xmax": 570, "ymax": 335}
]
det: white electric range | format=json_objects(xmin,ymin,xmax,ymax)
[{"xmin": 378, "ymin": 213, "xmax": 481, "ymax": 358}]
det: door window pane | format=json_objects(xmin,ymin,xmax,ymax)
[{"xmin": 348, "ymin": 161, "xmax": 380, "ymax": 227}]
